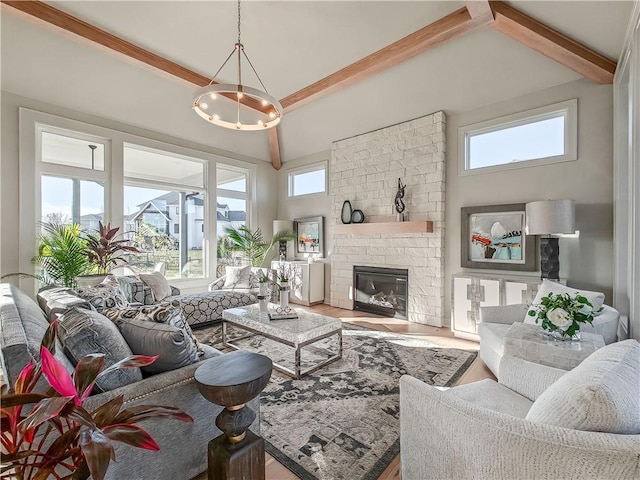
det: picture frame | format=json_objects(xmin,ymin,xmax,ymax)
[
  {"xmin": 461, "ymin": 203, "xmax": 536, "ymax": 271},
  {"xmin": 294, "ymin": 216, "xmax": 324, "ymax": 257}
]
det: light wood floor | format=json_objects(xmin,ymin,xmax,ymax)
[{"xmin": 195, "ymin": 304, "xmax": 495, "ymax": 480}]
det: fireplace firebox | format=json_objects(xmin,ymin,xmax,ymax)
[{"xmin": 353, "ymin": 266, "xmax": 408, "ymax": 319}]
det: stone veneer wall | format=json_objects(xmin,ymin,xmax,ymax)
[{"xmin": 330, "ymin": 112, "xmax": 446, "ymax": 326}]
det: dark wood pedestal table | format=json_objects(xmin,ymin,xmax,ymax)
[{"xmin": 194, "ymin": 350, "xmax": 273, "ymax": 480}]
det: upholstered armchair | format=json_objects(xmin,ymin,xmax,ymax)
[
  {"xmin": 477, "ymin": 279, "xmax": 621, "ymax": 377},
  {"xmin": 400, "ymin": 340, "xmax": 640, "ymax": 480}
]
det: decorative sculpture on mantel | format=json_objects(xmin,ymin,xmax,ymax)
[{"xmin": 395, "ymin": 178, "xmax": 407, "ymax": 221}]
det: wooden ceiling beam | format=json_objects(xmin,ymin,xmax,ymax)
[
  {"xmin": 267, "ymin": 128, "xmax": 282, "ymax": 171},
  {"xmin": 464, "ymin": 1, "xmax": 493, "ymax": 21},
  {"xmin": 1, "ymin": 1, "xmax": 272, "ymax": 113},
  {"xmin": 279, "ymin": 7, "xmax": 492, "ymax": 113},
  {"xmin": 489, "ymin": 1, "xmax": 616, "ymax": 84}
]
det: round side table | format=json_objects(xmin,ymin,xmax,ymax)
[{"xmin": 195, "ymin": 351, "xmax": 273, "ymax": 480}]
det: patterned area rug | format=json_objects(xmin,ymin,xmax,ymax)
[{"xmin": 195, "ymin": 323, "xmax": 476, "ymax": 480}]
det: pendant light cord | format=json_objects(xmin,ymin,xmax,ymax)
[{"xmin": 237, "ymin": 0, "xmax": 241, "ymax": 44}]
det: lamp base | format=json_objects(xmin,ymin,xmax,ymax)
[{"xmin": 540, "ymin": 237, "xmax": 560, "ymax": 280}]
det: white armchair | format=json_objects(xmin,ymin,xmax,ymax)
[
  {"xmin": 400, "ymin": 341, "xmax": 640, "ymax": 480},
  {"xmin": 478, "ymin": 302, "xmax": 621, "ymax": 377}
]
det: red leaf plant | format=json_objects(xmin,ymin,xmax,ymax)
[
  {"xmin": 1, "ymin": 320, "xmax": 193, "ymax": 480},
  {"xmin": 84, "ymin": 222, "xmax": 140, "ymax": 275}
]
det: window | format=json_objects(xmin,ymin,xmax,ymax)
[
  {"xmin": 459, "ymin": 99, "xmax": 577, "ymax": 175},
  {"xmin": 38, "ymin": 129, "xmax": 108, "ymax": 233},
  {"xmin": 288, "ymin": 162, "xmax": 327, "ymax": 197},
  {"xmin": 216, "ymin": 164, "xmax": 250, "ymax": 273},
  {"xmin": 124, "ymin": 144, "xmax": 206, "ymax": 279}
]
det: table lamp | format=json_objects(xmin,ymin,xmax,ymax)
[{"xmin": 525, "ymin": 199, "xmax": 575, "ymax": 280}]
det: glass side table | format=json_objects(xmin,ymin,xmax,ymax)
[{"xmin": 504, "ymin": 322, "xmax": 605, "ymax": 371}]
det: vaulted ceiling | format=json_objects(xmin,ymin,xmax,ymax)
[{"xmin": 1, "ymin": 1, "xmax": 633, "ymax": 164}]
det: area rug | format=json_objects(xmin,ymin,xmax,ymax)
[{"xmin": 195, "ymin": 323, "xmax": 476, "ymax": 480}]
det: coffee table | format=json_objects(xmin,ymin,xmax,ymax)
[{"xmin": 222, "ymin": 304, "xmax": 342, "ymax": 379}]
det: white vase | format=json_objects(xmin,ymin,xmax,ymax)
[{"xmin": 279, "ymin": 286, "xmax": 289, "ymax": 310}]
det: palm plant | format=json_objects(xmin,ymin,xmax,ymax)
[
  {"xmin": 223, "ymin": 225, "xmax": 296, "ymax": 267},
  {"xmin": 33, "ymin": 222, "xmax": 90, "ymax": 288}
]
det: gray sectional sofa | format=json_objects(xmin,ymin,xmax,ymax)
[{"xmin": 0, "ymin": 283, "xmax": 259, "ymax": 480}]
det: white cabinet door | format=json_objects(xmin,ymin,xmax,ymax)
[{"xmin": 452, "ymin": 276, "xmax": 475, "ymax": 335}]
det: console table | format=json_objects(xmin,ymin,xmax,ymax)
[
  {"xmin": 451, "ymin": 273, "xmax": 547, "ymax": 341},
  {"xmin": 271, "ymin": 260, "xmax": 324, "ymax": 306}
]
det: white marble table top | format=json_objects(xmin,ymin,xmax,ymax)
[
  {"xmin": 222, "ymin": 304, "xmax": 342, "ymax": 345},
  {"xmin": 504, "ymin": 322, "xmax": 605, "ymax": 371}
]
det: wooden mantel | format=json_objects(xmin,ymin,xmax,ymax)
[{"xmin": 333, "ymin": 221, "xmax": 433, "ymax": 235}]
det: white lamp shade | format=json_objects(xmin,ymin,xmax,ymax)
[
  {"xmin": 525, "ymin": 200, "xmax": 575, "ymax": 235},
  {"xmin": 273, "ymin": 220, "xmax": 293, "ymax": 235}
]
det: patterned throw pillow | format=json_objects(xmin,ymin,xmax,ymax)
[
  {"xmin": 105, "ymin": 301, "xmax": 203, "ymax": 357},
  {"xmin": 57, "ymin": 307, "xmax": 143, "ymax": 392},
  {"xmin": 76, "ymin": 275, "xmax": 129, "ymax": 313},
  {"xmin": 37, "ymin": 286, "xmax": 93, "ymax": 321}
]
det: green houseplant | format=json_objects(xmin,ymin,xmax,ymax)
[
  {"xmin": 223, "ymin": 225, "xmax": 295, "ymax": 268},
  {"xmin": 1, "ymin": 320, "xmax": 192, "ymax": 480},
  {"xmin": 33, "ymin": 222, "xmax": 90, "ymax": 289}
]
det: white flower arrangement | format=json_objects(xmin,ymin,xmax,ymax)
[{"xmin": 528, "ymin": 292, "xmax": 599, "ymax": 339}]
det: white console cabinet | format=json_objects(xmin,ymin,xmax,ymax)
[
  {"xmin": 451, "ymin": 273, "xmax": 545, "ymax": 341},
  {"xmin": 271, "ymin": 261, "xmax": 325, "ymax": 306}
]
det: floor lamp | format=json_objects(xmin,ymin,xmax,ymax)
[{"xmin": 525, "ymin": 200, "xmax": 575, "ymax": 280}]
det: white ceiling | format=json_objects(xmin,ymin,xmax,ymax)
[{"xmin": 1, "ymin": 1, "xmax": 633, "ymax": 163}]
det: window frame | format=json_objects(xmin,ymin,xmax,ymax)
[
  {"xmin": 458, "ymin": 99, "xmax": 578, "ymax": 176},
  {"xmin": 287, "ymin": 161, "xmax": 328, "ymax": 198},
  {"xmin": 18, "ymin": 107, "xmax": 257, "ymax": 293}
]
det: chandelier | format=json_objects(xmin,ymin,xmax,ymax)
[{"xmin": 193, "ymin": 0, "xmax": 283, "ymax": 131}]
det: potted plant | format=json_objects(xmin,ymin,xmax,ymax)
[
  {"xmin": 78, "ymin": 222, "xmax": 139, "ymax": 287},
  {"xmin": 33, "ymin": 222, "xmax": 90, "ymax": 288},
  {"xmin": 1, "ymin": 320, "xmax": 192, "ymax": 480},
  {"xmin": 528, "ymin": 292, "xmax": 598, "ymax": 340},
  {"xmin": 223, "ymin": 225, "xmax": 296, "ymax": 268}
]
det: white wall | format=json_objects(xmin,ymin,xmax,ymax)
[
  {"xmin": 445, "ymin": 79, "xmax": 615, "ymax": 324},
  {"xmin": 0, "ymin": 91, "xmax": 278, "ymax": 284},
  {"xmin": 276, "ymin": 151, "xmax": 332, "ymax": 302}
]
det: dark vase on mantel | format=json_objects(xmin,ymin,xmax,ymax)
[
  {"xmin": 341, "ymin": 200, "xmax": 353, "ymax": 224},
  {"xmin": 351, "ymin": 209, "xmax": 365, "ymax": 223}
]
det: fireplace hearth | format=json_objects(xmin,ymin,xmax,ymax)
[{"xmin": 353, "ymin": 266, "xmax": 408, "ymax": 319}]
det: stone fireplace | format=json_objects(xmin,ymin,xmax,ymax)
[{"xmin": 330, "ymin": 112, "xmax": 445, "ymax": 326}]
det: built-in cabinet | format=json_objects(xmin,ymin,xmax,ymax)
[
  {"xmin": 451, "ymin": 273, "xmax": 545, "ymax": 341},
  {"xmin": 271, "ymin": 261, "xmax": 325, "ymax": 306}
]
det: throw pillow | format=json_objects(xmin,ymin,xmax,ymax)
[
  {"xmin": 37, "ymin": 286, "xmax": 93, "ymax": 321},
  {"xmin": 526, "ymin": 339, "xmax": 640, "ymax": 434},
  {"xmin": 138, "ymin": 271, "xmax": 172, "ymax": 302},
  {"xmin": 118, "ymin": 319, "xmax": 199, "ymax": 375},
  {"xmin": 223, "ymin": 265, "xmax": 251, "ymax": 289},
  {"xmin": 56, "ymin": 307, "xmax": 143, "ymax": 392},
  {"xmin": 75, "ymin": 275, "xmax": 129, "ymax": 313},
  {"xmin": 524, "ymin": 279, "xmax": 606, "ymax": 324},
  {"xmin": 104, "ymin": 301, "xmax": 203, "ymax": 357}
]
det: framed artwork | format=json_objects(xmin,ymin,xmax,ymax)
[
  {"xmin": 294, "ymin": 216, "xmax": 324, "ymax": 256},
  {"xmin": 461, "ymin": 203, "xmax": 535, "ymax": 271}
]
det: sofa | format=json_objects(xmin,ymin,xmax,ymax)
[
  {"xmin": 400, "ymin": 340, "xmax": 640, "ymax": 480},
  {"xmin": 478, "ymin": 280, "xmax": 621, "ymax": 377},
  {"xmin": 0, "ymin": 283, "xmax": 260, "ymax": 480},
  {"xmin": 117, "ymin": 273, "xmax": 257, "ymax": 327}
]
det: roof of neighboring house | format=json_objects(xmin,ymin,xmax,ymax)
[
  {"xmin": 217, "ymin": 211, "xmax": 246, "ymax": 222},
  {"xmin": 129, "ymin": 201, "xmax": 172, "ymax": 223},
  {"xmin": 79, "ymin": 213, "xmax": 103, "ymax": 221}
]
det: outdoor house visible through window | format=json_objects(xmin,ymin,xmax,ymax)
[
  {"xmin": 216, "ymin": 164, "xmax": 249, "ymax": 275},
  {"xmin": 123, "ymin": 144, "xmax": 206, "ymax": 279},
  {"xmin": 288, "ymin": 162, "xmax": 327, "ymax": 197},
  {"xmin": 459, "ymin": 99, "xmax": 577, "ymax": 175}
]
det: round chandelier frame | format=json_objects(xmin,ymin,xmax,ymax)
[{"xmin": 193, "ymin": 1, "xmax": 283, "ymax": 131}]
